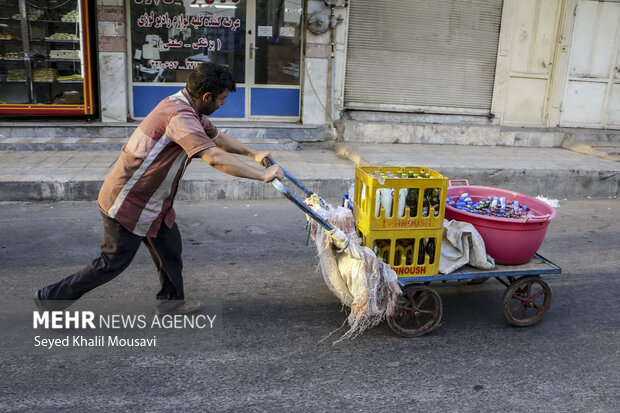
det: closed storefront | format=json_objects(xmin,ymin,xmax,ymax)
[
  {"xmin": 560, "ymin": 0, "xmax": 620, "ymax": 129},
  {"xmin": 344, "ymin": 0, "xmax": 503, "ymax": 115}
]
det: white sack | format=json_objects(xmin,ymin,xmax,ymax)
[
  {"xmin": 306, "ymin": 200, "xmax": 401, "ymax": 341},
  {"xmin": 439, "ymin": 219, "xmax": 495, "ymax": 274}
]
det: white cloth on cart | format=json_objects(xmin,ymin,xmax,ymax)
[{"xmin": 439, "ymin": 219, "xmax": 495, "ymax": 274}]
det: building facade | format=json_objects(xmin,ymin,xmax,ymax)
[
  {"xmin": 339, "ymin": 0, "xmax": 620, "ymax": 135},
  {"xmin": 1, "ymin": 0, "xmax": 618, "ymax": 139}
]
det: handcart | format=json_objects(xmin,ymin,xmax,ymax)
[
  {"xmin": 269, "ymin": 164, "xmax": 562, "ymax": 338},
  {"xmin": 384, "ymin": 254, "xmax": 561, "ymax": 337}
]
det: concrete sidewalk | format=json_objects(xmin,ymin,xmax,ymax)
[
  {"xmin": 335, "ymin": 143, "xmax": 619, "ymax": 199},
  {"xmin": 0, "ymin": 145, "xmax": 354, "ymax": 202},
  {"xmin": 0, "ymin": 142, "xmax": 618, "ymax": 202}
]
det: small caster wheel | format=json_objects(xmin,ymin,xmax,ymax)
[
  {"xmin": 387, "ymin": 285, "xmax": 442, "ymax": 337},
  {"xmin": 502, "ymin": 275, "xmax": 552, "ymax": 327}
]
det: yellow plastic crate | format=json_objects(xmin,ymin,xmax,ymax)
[
  {"xmin": 354, "ymin": 166, "xmax": 448, "ymax": 232},
  {"xmin": 357, "ymin": 227, "xmax": 443, "ymax": 277}
]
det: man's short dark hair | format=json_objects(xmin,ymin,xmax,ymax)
[{"xmin": 186, "ymin": 62, "xmax": 236, "ymax": 98}]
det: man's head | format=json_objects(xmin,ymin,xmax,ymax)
[{"xmin": 186, "ymin": 63, "xmax": 236, "ymax": 116}]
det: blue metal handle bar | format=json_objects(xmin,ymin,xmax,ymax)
[
  {"xmin": 265, "ymin": 160, "xmax": 313, "ymax": 197},
  {"xmin": 271, "ymin": 179, "xmax": 334, "ymax": 231},
  {"xmin": 281, "ymin": 167, "xmax": 314, "ymax": 197}
]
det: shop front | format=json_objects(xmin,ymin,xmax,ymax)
[
  {"xmin": 128, "ymin": 0, "xmax": 303, "ymax": 120},
  {"xmin": 344, "ymin": 0, "xmax": 503, "ymax": 115},
  {"xmin": 0, "ymin": 0, "xmax": 96, "ymax": 116}
]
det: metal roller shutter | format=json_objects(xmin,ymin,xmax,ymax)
[{"xmin": 344, "ymin": 0, "xmax": 503, "ymax": 113}]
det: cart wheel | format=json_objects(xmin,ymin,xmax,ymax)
[
  {"xmin": 502, "ymin": 276, "xmax": 552, "ymax": 327},
  {"xmin": 387, "ymin": 285, "xmax": 442, "ymax": 337}
]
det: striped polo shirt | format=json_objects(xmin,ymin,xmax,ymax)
[{"xmin": 98, "ymin": 88, "xmax": 218, "ymax": 237}]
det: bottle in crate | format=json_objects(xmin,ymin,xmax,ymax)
[
  {"xmin": 374, "ymin": 188, "xmax": 382, "ymax": 218},
  {"xmin": 406, "ymin": 187, "xmax": 419, "ymax": 217},
  {"xmin": 405, "ymin": 241, "xmax": 414, "ymax": 265},
  {"xmin": 381, "ymin": 241, "xmax": 390, "ymax": 263},
  {"xmin": 405, "ymin": 170, "xmax": 419, "ymax": 217},
  {"xmin": 431, "ymin": 189, "xmax": 441, "ymax": 217},
  {"xmin": 426, "ymin": 238, "xmax": 436, "ymax": 264},
  {"xmin": 373, "ymin": 171, "xmax": 382, "ymax": 218},
  {"xmin": 373, "ymin": 240, "xmax": 390, "ymax": 263},
  {"xmin": 381, "ymin": 187, "xmax": 394, "ymax": 218},
  {"xmin": 372, "ymin": 239, "xmax": 379, "ymax": 254},
  {"xmin": 394, "ymin": 239, "xmax": 406, "ymax": 266},
  {"xmin": 417, "ymin": 238, "xmax": 426, "ymax": 265},
  {"xmin": 397, "ymin": 187, "xmax": 408, "ymax": 218},
  {"xmin": 422, "ymin": 189, "xmax": 431, "ymax": 217},
  {"xmin": 373, "ymin": 172, "xmax": 394, "ymax": 218},
  {"xmin": 396, "ymin": 171, "xmax": 408, "ymax": 218},
  {"xmin": 394, "ymin": 239, "xmax": 414, "ymax": 267}
]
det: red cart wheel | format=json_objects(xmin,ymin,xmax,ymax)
[
  {"xmin": 502, "ymin": 276, "xmax": 552, "ymax": 327},
  {"xmin": 387, "ymin": 285, "xmax": 442, "ymax": 337}
]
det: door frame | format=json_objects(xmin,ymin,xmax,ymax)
[
  {"xmin": 491, "ymin": 0, "xmax": 566, "ymax": 127},
  {"xmin": 245, "ymin": 0, "xmax": 302, "ymax": 121}
]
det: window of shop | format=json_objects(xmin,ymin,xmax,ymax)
[
  {"xmin": 128, "ymin": 0, "xmax": 303, "ymax": 120},
  {"xmin": 0, "ymin": 0, "xmax": 96, "ymax": 115}
]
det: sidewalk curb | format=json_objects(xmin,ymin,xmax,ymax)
[
  {"xmin": 0, "ymin": 137, "xmax": 302, "ymax": 152},
  {"xmin": 0, "ymin": 178, "xmax": 353, "ymax": 202},
  {"xmin": 0, "ymin": 144, "xmax": 618, "ymax": 202}
]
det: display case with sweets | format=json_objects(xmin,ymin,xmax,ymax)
[{"xmin": 0, "ymin": 0, "xmax": 95, "ymax": 115}]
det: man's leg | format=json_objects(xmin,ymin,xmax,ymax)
[
  {"xmin": 37, "ymin": 212, "xmax": 143, "ymax": 309},
  {"xmin": 143, "ymin": 222, "xmax": 202, "ymax": 314}
]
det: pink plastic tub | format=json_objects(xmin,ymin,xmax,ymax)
[{"xmin": 445, "ymin": 180, "xmax": 557, "ymax": 265}]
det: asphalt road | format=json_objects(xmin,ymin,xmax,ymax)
[{"xmin": 0, "ymin": 198, "xmax": 618, "ymax": 412}]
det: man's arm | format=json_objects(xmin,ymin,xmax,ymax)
[
  {"xmin": 212, "ymin": 132, "xmax": 273, "ymax": 167},
  {"xmin": 197, "ymin": 146, "xmax": 283, "ymax": 183}
]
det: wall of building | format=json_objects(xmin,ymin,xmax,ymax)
[
  {"xmin": 301, "ymin": 0, "xmax": 348, "ymax": 130},
  {"xmin": 302, "ymin": 0, "xmax": 330, "ymax": 126},
  {"xmin": 93, "ymin": 0, "xmax": 618, "ymax": 135},
  {"xmin": 338, "ymin": 0, "xmax": 619, "ymax": 146},
  {"xmin": 93, "ymin": 0, "xmax": 347, "ymax": 126},
  {"xmin": 96, "ymin": 0, "xmax": 128, "ymax": 122}
]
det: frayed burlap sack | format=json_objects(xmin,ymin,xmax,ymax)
[{"xmin": 305, "ymin": 198, "xmax": 401, "ymax": 342}]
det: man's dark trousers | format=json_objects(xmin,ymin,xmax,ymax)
[{"xmin": 41, "ymin": 211, "xmax": 184, "ymax": 304}]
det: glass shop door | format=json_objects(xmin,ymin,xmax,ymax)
[{"xmin": 246, "ymin": 0, "xmax": 302, "ymax": 119}]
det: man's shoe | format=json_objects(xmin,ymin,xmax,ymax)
[
  {"xmin": 34, "ymin": 289, "xmax": 49, "ymax": 311},
  {"xmin": 155, "ymin": 299, "xmax": 203, "ymax": 316},
  {"xmin": 34, "ymin": 290, "xmax": 71, "ymax": 331},
  {"xmin": 33, "ymin": 289, "xmax": 74, "ymax": 312}
]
